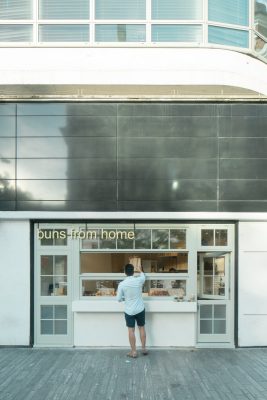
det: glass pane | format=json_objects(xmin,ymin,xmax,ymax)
[
  {"xmin": 0, "ymin": 117, "xmax": 16, "ymax": 137},
  {"xmin": 135, "ymin": 229, "xmax": 151, "ymax": 249},
  {"xmin": 117, "ymin": 229, "xmax": 134, "ymax": 249},
  {"xmin": 200, "ymin": 304, "xmax": 212, "ymax": 318},
  {"xmin": 214, "ymin": 320, "xmax": 226, "ymax": 334},
  {"xmin": 54, "ymin": 230, "xmax": 67, "ymax": 246},
  {"xmin": 255, "ymin": 1, "xmax": 267, "ymax": 38},
  {"xmin": 254, "ymin": 34, "xmax": 267, "ymax": 60},
  {"xmin": 152, "ymin": 0, "xmax": 202, "ymax": 19},
  {"xmin": 152, "ymin": 24, "xmax": 202, "ymax": 42},
  {"xmin": 55, "ymin": 256, "xmax": 67, "ymax": 275},
  {"xmin": 0, "ymin": 0, "xmax": 32, "ymax": 19},
  {"xmin": 209, "ymin": 0, "xmax": 249, "ymax": 26},
  {"xmin": 53, "ymin": 276, "xmax": 67, "ymax": 296},
  {"xmin": 215, "ymin": 229, "xmax": 228, "ymax": 246},
  {"xmin": 55, "ymin": 305, "xmax": 67, "ymax": 319},
  {"xmin": 203, "ymin": 258, "xmax": 213, "ymax": 275},
  {"xmin": 55, "ymin": 320, "xmax": 67, "ymax": 335},
  {"xmin": 39, "ymin": 0, "xmax": 89, "ymax": 19},
  {"xmin": 203, "ymin": 276, "xmax": 213, "ymax": 295},
  {"xmin": 214, "ymin": 257, "xmax": 225, "ymax": 276},
  {"xmin": 41, "ymin": 320, "xmax": 53, "ymax": 334},
  {"xmin": 0, "ymin": 25, "xmax": 32, "ymax": 42},
  {"xmin": 145, "ymin": 279, "xmax": 186, "ymax": 297},
  {"xmin": 170, "ymin": 229, "xmax": 186, "ymax": 249},
  {"xmin": 39, "ymin": 25, "xmax": 89, "ymax": 42},
  {"xmin": 41, "ymin": 276, "xmax": 53, "ymax": 296},
  {"xmin": 95, "ymin": 0, "xmax": 146, "ymax": 19},
  {"xmin": 214, "ymin": 304, "xmax": 226, "ymax": 319},
  {"xmin": 99, "ymin": 230, "xmax": 116, "ymax": 249},
  {"xmin": 81, "ymin": 229, "xmax": 99, "ymax": 250},
  {"xmin": 208, "ymin": 26, "xmax": 249, "ymax": 48},
  {"xmin": 82, "ymin": 280, "xmax": 121, "ymax": 296},
  {"xmin": 201, "ymin": 229, "xmax": 214, "ymax": 246},
  {"xmin": 41, "ymin": 255, "xmax": 53, "ymax": 275},
  {"xmin": 200, "ymin": 320, "xmax": 212, "ymax": 334},
  {"xmin": 95, "ymin": 24, "xmax": 145, "ymax": 42},
  {"xmin": 152, "ymin": 229, "xmax": 169, "ymax": 249},
  {"xmin": 39, "ymin": 229, "xmax": 53, "ymax": 246},
  {"xmin": 41, "ymin": 305, "xmax": 53, "ymax": 319}
]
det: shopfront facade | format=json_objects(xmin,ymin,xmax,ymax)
[{"xmin": 1, "ymin": 101, "xmax": 267, "ymax": 349}]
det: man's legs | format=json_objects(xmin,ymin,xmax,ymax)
[
  {"xmin": 128, "ymin": 327, "xmax": 137, "ymax": 356},
  {"xmin": 138, "ymin": 325, "xmax": 148, "ymax": 354}
]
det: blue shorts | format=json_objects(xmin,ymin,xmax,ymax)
[{"xmin": 124, "ymin": 309, "xmax": 145, "ymax": 328}]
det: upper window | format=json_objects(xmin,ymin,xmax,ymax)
[
  {"xmin": 255, "ymin": 0, "xmax": 267, "ymax": 39},
  {"xmin": 152, "ymin": 0, "xmax": 203, "ymax": 20},
  {"xmin": 95, "ymin": 0, "xmax": 146, "ymax": 20},
  {"xmin": 39, "ymin": 0, "xmax": 89, "ymax": 20},
  {"xmin": 208, "ymin": 0, "xmax": 249, "ymax": 26},
  {"xmin": 201, "ymin": 229, "xmax": 228, "ymax": 247},
  {"xmin": 0, "ymin": 0, "xmax": 33, "ymax": 20}
]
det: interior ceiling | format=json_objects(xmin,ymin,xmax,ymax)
[{"xmin": 0, "ymin": 84, "xmax": 266, "ymax": 101}]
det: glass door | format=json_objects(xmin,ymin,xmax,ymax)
[{"xmin": 197, "ymin": 253, "xmax": 233, "ymax": 344}]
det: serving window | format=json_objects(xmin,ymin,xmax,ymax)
[
  {"xmin": 80, "ymin": 252, "xmax": 188, "ymax": 298},
  {"xmin": 81, "ymin": 278, "xmax": 187, "ymax": 298}
]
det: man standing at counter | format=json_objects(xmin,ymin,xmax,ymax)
[{"xmin": 117, "ymin": 263, "xmax": 148, "ymax": 358}]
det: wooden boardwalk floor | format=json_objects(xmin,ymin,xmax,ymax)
[{"xmin": 0, "ymin": 348, "xmax": 267, "ymax": 400}]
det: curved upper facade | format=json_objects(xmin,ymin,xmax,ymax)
[{"xmin": 0, "ymin": 0, "xmax": 266, "ymax": 63}]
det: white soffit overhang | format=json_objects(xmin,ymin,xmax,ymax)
[{"xmin": 0, "ymin": 48, "xmax": 267, "ymax": 99}]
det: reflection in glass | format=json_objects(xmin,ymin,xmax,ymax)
[
  {"xmin": 0, "ymin": 117, "xmax": 15, "ymax": 137},
  {"xmin": 254, "ymin": 34, "xmax": 267, "ymax": 60},
  {"xmin": 209, "ymin": 0, "xmax": 249, "ymax": 26},
  {"xmin": 152, "ymin": 0, "xmax": 202, "ymax": 20},
  {"xmin": 135, "ymin": 229, "xmax": 151, "ymax": 249},
  {"xmin": 95, "ymin": 0, "xmax": 146, "ymax": 20},
  {"xmin": 40, "ymin": 229, "xmax": 67, "ymax": 246},
  {"xmin": 214, "ymin": 320, "xmax": 226, "ymax": 334},
  {"xmin": 200, "ymin": 320, "xmax": 212, "ymax": 334},
  {"xmin": 214, "ymin": 304, "xmax": 226, "ymax": 319},
  {"xmin": 40, "ymin": 305, "xmax": 68, "ymax": 335},
  {"xmin": 208, "ymin": 25, "xmax": 249, "ymax": 48},
  {"xmin": 0, "ymin": 25, "xmax": 32, "ymax": 41},
  {"xmin": 39, "ymin": 0, "xmax": 89, "ymax": 20},
  {"xmin": 152, "ymin": 24, "xmax": 202, "ymax": 42},
  {"xmin": 41, "ymin": 305, "xmax": 53, "ymax": 319},
  {"xmin": 255, "ymin": 0, "xmax": 267, "ymax": 38},
  {"xmin": 200, "ymin": 304, "xmax": 212, "ymax": 319},
  {"xmin": 0, "ymin": 0, "xmax": 33, "ymax": 19},
  {"xmin": 39, "ymin": 25, "xmax": 89, "ymax": 42},
  {"xmin": 99, "ymin": 230, "xmax": 116, "ymax": 249},
  {"xmin": 170, "ymin": 229, "xmax": 186, "ymax": 249},
  {"xmin": 55, "ymin": 320, "xmax": 67, "ymax": 335},
  {"xmin": 95, "ymin": 24, "xmax": 145, "ymax": 42},
  {"xmin": 201, "ymin": 229, "xmax": 214, "ymax": 246},
  {"xmin": 117, "ymin": 230, "xmax": 134, "ymax": 249},
  {"xmin": 81, "ymin": 229, "xmax": 99, "ymax": 250},
  {"xmin": 41, "ymin": 276, "xmax": 53, "ymax": 296},
  {"xmin": 41, "ymin": 320, "xmax": 53, "ymax": 335},
  {"xmin": 152, "ymin": 229, "xmax": 168, "ymax": 249},
  {"xmin": 215, "ymin": 229, "xmax": 228, "ymax": 246}
]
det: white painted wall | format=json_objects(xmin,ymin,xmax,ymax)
[
  {"xmin": 239, "ymin": 222, "xmax": 267, "ymax": 346},
  {"xmin": 0, "ymin": 220, "xmax": 30, "ymax": 345},
  {"xmin": 0, "ymin": 48, "xmax": 267, "ymax": 95},
  {"xmin": 74, "ymin": 312, "xmax": 196, "ymax": 347}
]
